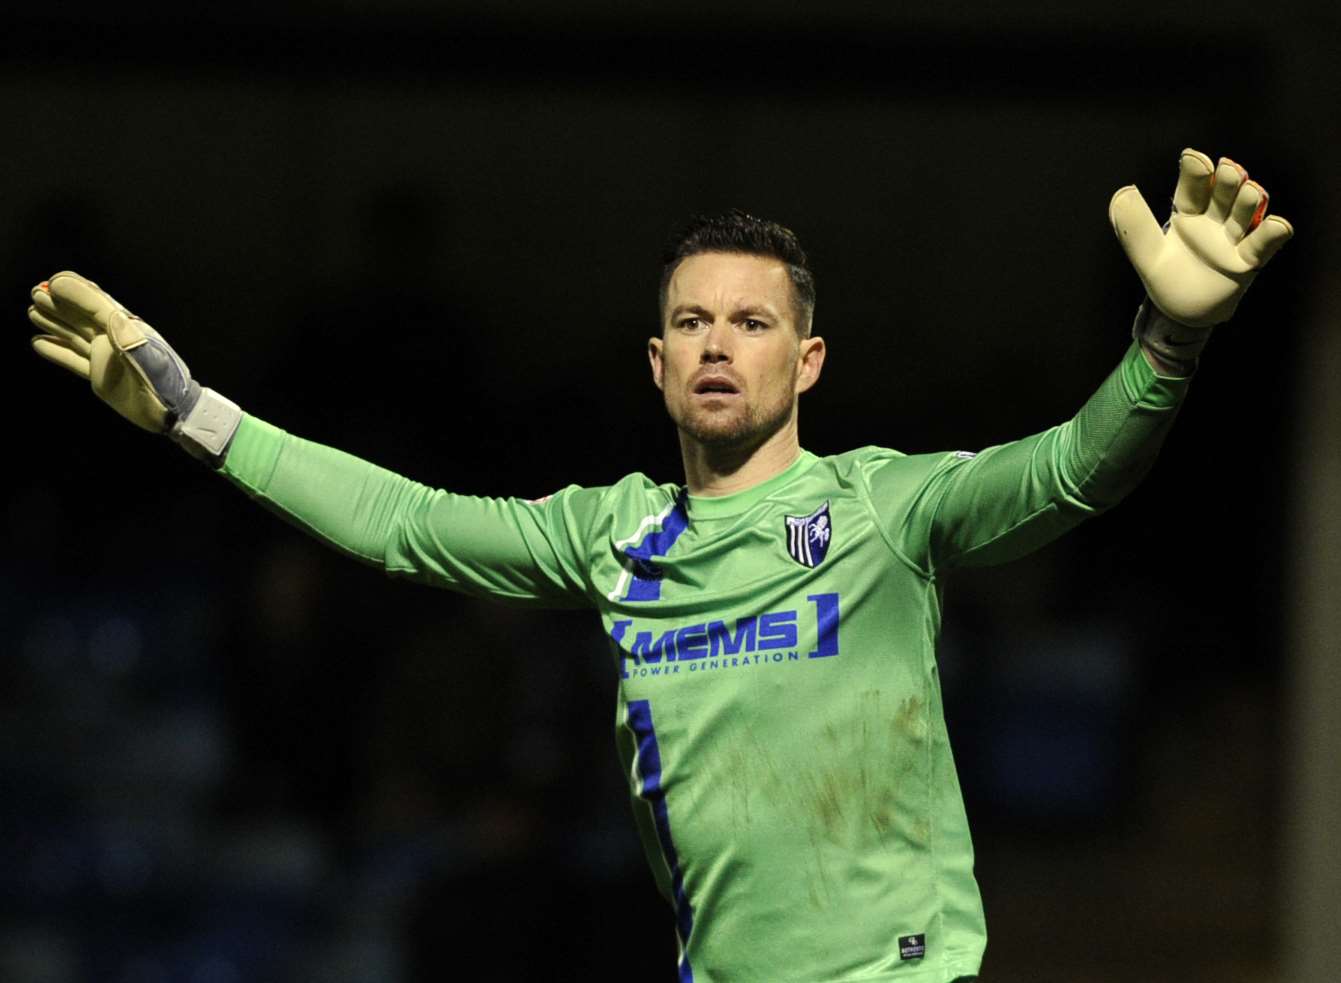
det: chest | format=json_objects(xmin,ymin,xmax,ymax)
[{"xmin": 595, "ymin": 493, "xmax": 921, "ymax": 694}]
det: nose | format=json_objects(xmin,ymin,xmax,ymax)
[{"xmin": 701, "ymin": 320, "xmax": 732, "ymax": 363}]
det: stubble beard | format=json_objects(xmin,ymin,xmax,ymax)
[{"xmin": 669, "ymin": 388, "xmax": 794, "ymax": 453}]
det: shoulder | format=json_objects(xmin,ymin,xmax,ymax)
[
  {"xmin": 814, "ymin": 445, "xmax": 978, "ymax": 506},
  {"xmin": 821, "ymin": 444, "xmax": 978, "ymax": 472},
  {"xmin": 821, "ymin": 445, "xmax": 907, "ymax": 470},
  {"xmin": 530, "ymin": 472, "xmax": 680, "ymax": 529},
  {"xmin": 809, "ymin": 446, "xmax": 912, "ymax": 485},
  {"xmin": 602, "ymin": 471, "xmax": 681, "ymax": 512}
]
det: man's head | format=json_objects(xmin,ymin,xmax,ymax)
[
  {"xmin": 650, "ymin": 212, "xmax": 825, "ymax": 455},
  {"xmin": 658, "ymin": 209, "xmax": 816, "ymax": 336}
]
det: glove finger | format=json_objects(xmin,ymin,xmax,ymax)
[
  {"xmin": 1226, "ymin": 180, "xmax": 1268, "ymax": 243},
  {"xmin": 30, "ymin": 281, "xmax": 56, "ymax": 308},
  {"xmin": 28, "ymin": 305, "xmax": 94, "ymax": 356},
  {"xmin": 46, "ymin": 270, "xmax": 123, "ymax": 332},
  {"xmin": 44, "ymin": 269, "xmax": 109, "ymax": 296},
  {"xmin": 1237, "ymin": 214, "xmax": 1294, "ymax": 269},
  {"xmin": 1207, "ymin": 158, "xmax": 1247, "ymax": 223},
  {"xmin": 30, "ymin": 284, "xmax": 98, "ymax": 343},
  {"xmin": 1172, "ymin": 148, "xmax": 1215, "ymax": 215},
  {"xmin": 55, "ymin": 271, "xmax": 129, "ymax": 313},
  {"xmin": 1108, "ymin": 185, "xmax": 1165, "ymax": 274},
  {"xmin": 32, "ymin": 335, "xmax": 92, "ymax": 380}
]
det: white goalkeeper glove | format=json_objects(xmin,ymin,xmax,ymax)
[
  {"xmin": 28, "ymin": 271, "xmax": 241, "ymax": 465},
  {"xmin": 1109, "ymin": 148, "xmax": 1293, "ymax": 372}
]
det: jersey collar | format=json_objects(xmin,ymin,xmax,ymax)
[{"xmin": 685, "ymin": 450, "xmax": 819, "ymax": 519}]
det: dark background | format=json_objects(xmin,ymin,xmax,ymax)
[{"xmin": 2, "ymin": 3, "xmax": 1337, "ymax": 982}]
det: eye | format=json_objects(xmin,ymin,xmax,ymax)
[
  {"xmin": 677, "ymin": 316, "xmax": 703, "ymax": 331},
  {"xmin": 743, "ymin": 318, "xmax": 768, "ymax": 332}
]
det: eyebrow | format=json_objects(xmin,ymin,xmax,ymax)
[
  {"xmin": 732, "ymin": 305, "xmax": 780, "ymax": 321},
  {"xmin": 668, "ymin": 304, "xmax": 713, "ymax": 320},
  {"xmin": 667, "ymin": 303, "xmax": 783, "ymax": 321}
]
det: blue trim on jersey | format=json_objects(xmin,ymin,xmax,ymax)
[
  {"xmin": 622, "ymin": 491, "xmax": 690, "ymax": 602},
  {"xmin": 627, "ymin": 699, "xmax": 695, "ymax": 982},
  {"xmin": 806, "ymin": 592, "xmax": 842, "ymax": 658}
]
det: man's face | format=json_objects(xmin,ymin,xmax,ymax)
[{"xmin": 649, "ymin": 252, "xmax": 824, "ymax": 450}]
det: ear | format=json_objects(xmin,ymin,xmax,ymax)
[
  {"xmin": 648, "ymin": 336, "xmax": 665, "ymax": 391},
  {"xmin": 795, "ymin": 335, "xmax": 826, "ymax": 395}
]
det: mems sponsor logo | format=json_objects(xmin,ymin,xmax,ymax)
[{"xmin": 611, "ymin": 592, "xmax": 840, "ymax": 680}]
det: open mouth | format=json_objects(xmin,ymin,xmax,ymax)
[{"xmin": 693, "ymin": 376, "xmax": 741, "ymax": 396}]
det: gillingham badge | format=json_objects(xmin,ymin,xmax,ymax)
[{"xmin": 785, "ymin": 501, "xmax": 832, "ymax": 568}]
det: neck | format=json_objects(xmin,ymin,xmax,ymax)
[{"xmin": 679, "ymin": 413, "xmax": 802, "ymax": 497}]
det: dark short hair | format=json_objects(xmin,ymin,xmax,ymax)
[{"xmin": 659, "ymin": 209, "xmax": 816, "ymax": 335}]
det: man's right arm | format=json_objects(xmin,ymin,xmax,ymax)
[
  {"xmin": 28, "ymin": 271, "xmax": 599, "ymax": 609},
  {"xmin": 223, "ymin": 414, "xmax": 597, "ymax": 607}
]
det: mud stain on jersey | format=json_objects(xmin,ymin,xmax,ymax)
[
  {"xmin": 783, "ymin": 689, "xmax": 931, "ymax": 852},
  {"xmin": 720, "ymin": 740, "xmax": 755, "ymax": 828},
  {"xmin": 806, "ymin": 827, "xmax": 834, "ymax": 909},
  {"xmin": 871, "ymin": 806, "xmax": 892, "ymax": 837},
  {"xmin": 809, "ymin": 771, "xmax": 848, "ymax": 839},
  {"xmin": 889, "ymin": 695, "xmax": 928, "ymax": 846},
  {"xmin": 894, "ymin": 694, "xmax": 925, "ymax": 742},
  {"xmin": 686, "ymin": 691, "xmax": 930, "ymax": 910}
]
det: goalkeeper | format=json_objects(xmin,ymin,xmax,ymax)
[{"xmin": 26, "ymin": 149, "xmax": 1291, "ymax": 983}]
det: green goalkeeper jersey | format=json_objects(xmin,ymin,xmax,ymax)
[{"xmin": 221, "ymin": 341, "xmax": 1188, "ymax": 982}]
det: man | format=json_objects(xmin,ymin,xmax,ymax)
[{"xmin": 26, "ymin": 148, "xmax": 1292, "ymax": 982}]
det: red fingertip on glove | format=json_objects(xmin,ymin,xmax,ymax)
[{"xmin": 1247, "ymin": 181, "xmax": 1269, "ymax": 232}]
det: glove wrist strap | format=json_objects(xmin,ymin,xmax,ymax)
[
  {"xmin": 1132, "ymin": 299, "xmax": 1212, "ymax": 376},
  {"xmin": 171, "ymin": 387, "xmax": 242, "ymax": 468}
]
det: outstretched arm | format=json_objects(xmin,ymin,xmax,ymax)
[
  {"xmin": 870, "ymin": 147, "xmax": 1294, "ymax": 573},
  {"xmin": 27, "ymin": 273, "xmax": 598, "ymax": 606},
  {"xmin": 869, "ymin": 340, "xmax": 1186, "ymax": 573},
  {"xmin": 222, "ymin": 414, "xmax": 597, "ymax": 605}
]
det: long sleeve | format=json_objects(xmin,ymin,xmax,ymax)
[
  {"xmin": 220, "ymin": 415, "xmax": 602, "ymax": 607},
  {"xmin": 864, "ymin": 340, "xmax": 1190, "ymax": 574}
]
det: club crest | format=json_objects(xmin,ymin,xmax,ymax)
[{"xmin": 785, "ymin": 501, "xmax": 832, "ymax": 568}]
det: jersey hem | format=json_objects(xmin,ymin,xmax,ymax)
[{"xmin": 770, "ymin": 962, "xmax": 981, "ymax": 983}]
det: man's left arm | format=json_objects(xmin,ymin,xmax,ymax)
[
  {"xmin": 905, "ymin": 340, "xmax": 1186, "ymax": 571},
  {"xmin": 872, "ymin": 148, "xmax": 1293, "ymax": 572}
]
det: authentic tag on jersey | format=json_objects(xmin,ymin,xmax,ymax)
[
  {"xmin": 898, "ymin": 934, "xmax": 926, "ymax": 960},
  {"xmin": 785, "ymin": 501, "xmax": 832, "ymax": 568}
]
